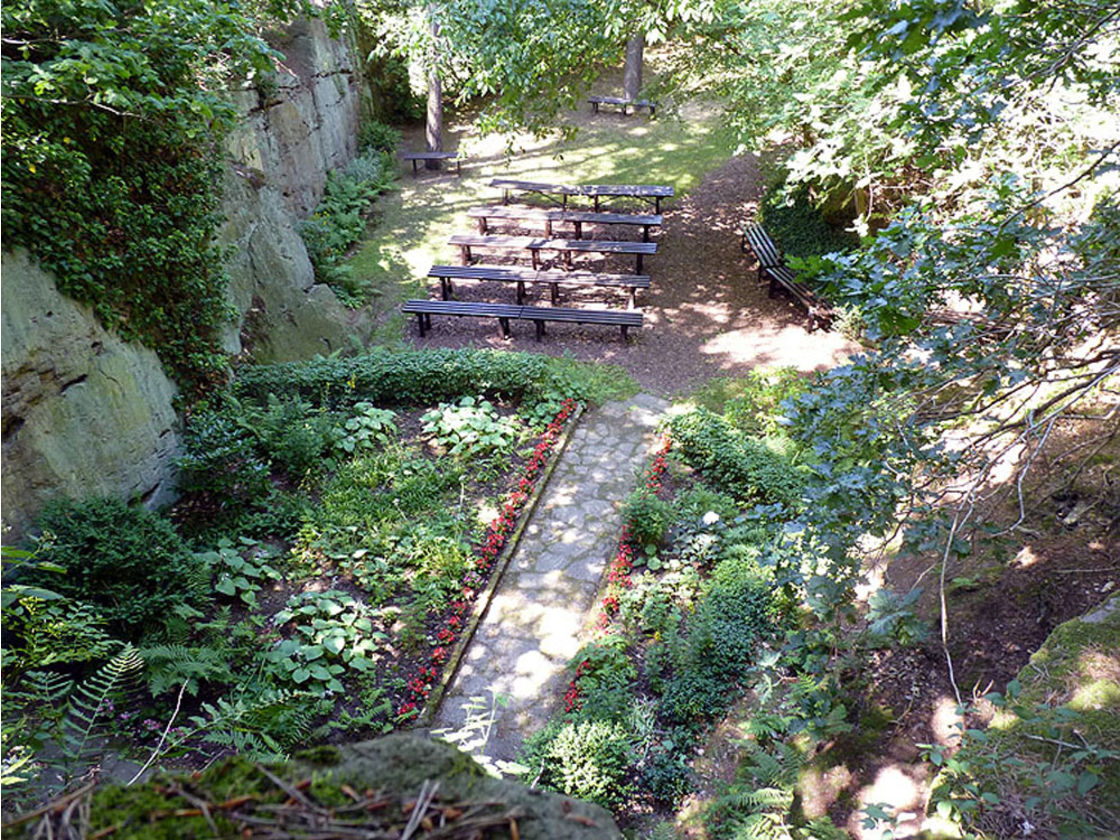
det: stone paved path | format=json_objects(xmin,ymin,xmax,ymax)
[{"xmin": 430, "ymin": 393, "xmax": 670, "ymax": 760}]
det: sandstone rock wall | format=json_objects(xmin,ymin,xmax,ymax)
[
  {"xmin": 1, "ymin": 18, "xmax": 374, "ymax": 537},
  {"xmin": 220, "ymin": 17, "xmax": 375, "ymax": 363},
  {"xmin": 1, "ymin": 250, "xmax": 181, "ymax": 539}
]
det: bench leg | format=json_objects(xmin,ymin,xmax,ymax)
[
  {"xmin": 415, "ymin": 313, "xmax": 426, "ymax": 337},
  {"xmin": 545, "ymin": 219, "xmax": 553, "ymax": 237},
  {"xmin": 593, "ymin": 196, "xmax": 601, "ymax": 211},
  {"xmin": 621, "ymin": 325, "xmax": 630, "ymax": 342},
  {"xmin": 573, "ymin": 221, "xmax": 583, "ymax": 239},
  {"xmin": 628, "ymin": 288, "xmax": 636, "ymax": 310},
  {"xmin": 534, "ymin": 320, "xmax": 545, "ymax": 342},
  {"xmin": 440, "ymin": 277, "xmax": 452, "ymax": 300},
  {"xmin": 768, "ymin": 273, "xmax": 778, "ymax": 298},
  {"xmin": 498, "ymin": 317, "xmax": 511, "ymax": 339},
  {"xmin": 550, "ymin": 283, "xmax": 559, "ymax": 306},
  {"xmin": 563, "ymin": 250, "xmax": 572, "ymax": 270},
  {"xmin": 636, "ymin": 254, "xmax": 644, "ymax": 274},
  {"xmin": 460, "ymin": 245, "xmax": 471, "ymax": 266},
  {"xmin": 477, "ymin": 218, "xmax": 487, "ymax": 234},
  {"xmin": 456, "ymin": 159, "xmax": 461, "ymax": 177},
  {"xmin": 643, "ymin": 225, "xmax": 650, "ymax": 243},
  {"xmin": 530, "ymin": 250, "xmax": 540, "ymax": 270},
  {"xmin": 516, "ymin": 281, "xmax": 526, "ymax": 305},
  {"xmin": 654, "ymin": 197, "xmax": 661, "ymax": 213}
]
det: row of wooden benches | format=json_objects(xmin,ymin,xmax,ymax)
[{"xmin": 402, "ymin": 178, "xmax": 671, "ymax": 342}]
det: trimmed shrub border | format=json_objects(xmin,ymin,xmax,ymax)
[
  {"xmin": 412, "ymin": 399, "xmax": 585, "ymax": 726},
  {"xmin": 565, "ymin": 435, "xmax": 672, "ymax": 713}
]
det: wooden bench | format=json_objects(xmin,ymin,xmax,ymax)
[
  {"xmin": 467, "ymin": 205, "xmax": 662, "ymax": 241},
  {"xmin": 588, "ymin": 95, "xmax": 657, "ymax": 116},
  {"xmin": 401, "ymin": 151, "xmax": 461, "ymax": 176},
  {"xmin": 448, "ymin": 234, "xmax": 657, "ymax": 273},
  {"xmin": 428, "ymin": 264, "xmax": 650, "ymax": 308},
  {"xmin": 740, "ymin": 222, "xmax": 833, "ymax": 332},
  {"xmin": 401, "ymin": 299, "xmax": 642, "ymax": 341},
  {"xmin": 490, "ymin": 179, "xmax": 674, "ymax": 212}
]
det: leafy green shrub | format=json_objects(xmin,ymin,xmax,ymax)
[
  {"xmin": 177, "ymin": 409, "xmax": 271, "ymax": 504},
  {"xmin": 29, "ymin": 498, "xmax": 204, "ymax": 639},
  {"xmin": 641, "ymin": 740, "xmax": 694, "ymax": 803},
  {"xmin": 232, "ymin": 348, "xmax": 631, "ymax": 412},
  {"xmin": 1, "ymin": 593, "xmax": 117, "ymax": 684},
  {"xmin": 267, "ymin": 590, "xmax": 386, "ymax": 693},
  {"xmin": 669, "ymin": 408, "xmax": 805, "ymax": 507},
  {"xmin": 235, "ymin": 393, "xmax": 334, "ymax": 480},
  {"xmin": 571, "ymin": 638, "xmax": 637, "ymax": 723},
  {"xmin": 530, "ymin": 719, "xmax": 635, "ymax": 809},
  {"xmin": 687, "ymin": 557, "xmax": 774, "ymax": 683},
  {"xmin": 758, "ymin": 182, "xmax": 858, "ymax": 260},
  {"xmin": 334, "ymin": 403, "xmax": 397, "ymax": 455},
  {"xmin": 421, "ymin": 396, "xmax": 522, "ymax": 458},
  {"xmin": 659, "ymin": 669, "xmax": 725, "ymax": 727},
  {"xmin": 623, "ymin": 487, "xmax": 672, "ymax": 549},
  {"xmin": 359, "ymin": 121, "xmax": 401, "ymax": 154}
]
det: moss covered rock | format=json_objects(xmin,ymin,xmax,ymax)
[{"xmin": 82, "ymin": 732, "xmax": 620, "ymax": 839}]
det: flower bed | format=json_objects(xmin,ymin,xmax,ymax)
[{"xmin": 397, "ymin": 398, "xmax": 580, "ymax": 719}]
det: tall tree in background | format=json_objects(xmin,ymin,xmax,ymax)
[{"xmin": 623, "ymin": 33, "xmax": 643, "ymax": 100}]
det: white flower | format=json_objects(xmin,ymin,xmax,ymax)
[{"xmin": 701, "ymin": 511, "xmax": 720, "ymax": 526}]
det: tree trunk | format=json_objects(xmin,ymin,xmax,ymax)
[
  {"xmin": 623, "ymin": 33, "xmax": 644, "ymax": 102},
  {"xmin": 425, "ymin": 11, "xmax": 442, "ymax": 169}
]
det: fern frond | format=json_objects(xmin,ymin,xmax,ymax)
[
  {"xmin": 139, "ymin": 643, "xmax": 233, "ymax": 697},
  {"xmin": 62, "ymin": 644, "xmax": 144, "ymax": 766}
]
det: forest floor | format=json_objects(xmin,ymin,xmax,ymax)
[{"xmin": 354, "ymin": 95, "xmax": 1119, "ymax": 838}]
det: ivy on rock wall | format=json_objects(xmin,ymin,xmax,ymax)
[{"xmin": 1, "ymin": 0, "xmax": 278, "ymax": 391}]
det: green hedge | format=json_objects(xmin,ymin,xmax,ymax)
[
  {"xmin": 668, "ymin": 408, "xmax": 805, "ymax": 508},
  {"xmin": 233, "ymin": 348, "xmax": 631, "ymax": 409}
]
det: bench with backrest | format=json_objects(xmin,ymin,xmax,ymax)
[
  {"xmin": 467, "ymin": 205, "xmax": 662, "ymax": 241},
  {"xmin": 428, "ymin": 264, "xmax": 650, "ymax": 308},
  {"xmin": 401, "ymin": 299, "xmax": 642, "ymax": 341},
  {"xmin": 490, "ymin": 179, "xmax": 674, "ymax": 212},
  {"xmin": 448, "ymin": 234, "xmax": 657, "ymax": 273},
  {"xmin": 740, "ymin": 222, "xmax": 833, "ymax": 332},
  {"xmin": 401, "ymin": 151, "xmax": 461, "ymax": 176},
  {"xmin": 588, "ymin": 95, "xmax": 657, "ymax": 116}
]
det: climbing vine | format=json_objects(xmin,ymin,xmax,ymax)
[{"xmin": 1, "ymin": 0, "xmax": 278, "ymax": 391}]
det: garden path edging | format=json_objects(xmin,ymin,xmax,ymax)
[{"xmin": 416, "ymin": 403, "xmax": 585, "ymax": 727}]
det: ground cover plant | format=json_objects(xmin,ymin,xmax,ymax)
[{"xmin": 0, "ymin": 349, "xmax": 605, "ymax": 811}]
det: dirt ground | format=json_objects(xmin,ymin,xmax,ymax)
[{"xmin": 391, "ymin": 126, "xmax": 858, "ymax": 397}]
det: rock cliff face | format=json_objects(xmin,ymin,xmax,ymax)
[
  {"xmin": 221, "ymin": 17, "xmax": 376, "ymax": 362},
  {"xmin": 1, "ymin": 251, "xmax": 181, "ymax": 538},
  {"xmin": 1, "ymin": 18, "xmax": 373, "ymax": 538}
]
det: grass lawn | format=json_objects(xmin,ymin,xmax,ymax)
[{"xmin": 347, "ymin": 96, "xmax": 736, "ymax": 340}]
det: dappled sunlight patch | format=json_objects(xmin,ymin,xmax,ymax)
[
  {"xmin": 851, "ymin": 764, "xmax": 928, "ymax": 838},
  {"xmin": 931, "ymin": 695, "xmax": 964, "ymax": 748}
]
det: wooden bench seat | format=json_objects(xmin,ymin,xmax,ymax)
[
  {"xmin": 401, "ymin": 151, "xmax": 461, "ymax": 176},
  {"xmin": 588, "ymin": 95, "xmax": 657, "ymax": 116},
  {"xmin": 401, "ymin": 299, "xmax": 642, "ymax": 341},
  {"xmin": 428, "ymin": 264, "xmax": 650, "ymax": 308},
  {"xmin": 448, "ymin": 234, "xmax": 657, "ymax": 273},
  {"xmin": 740, "ymin": 222, "xmax": 833, "ymax": 332},
  {"xmin": 467, "ymin": 205, "xmax": 662, "ymax": 241},
  {"xmin": 490, "ymin": 179, "xmax": 674, "ymax": 212}
]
